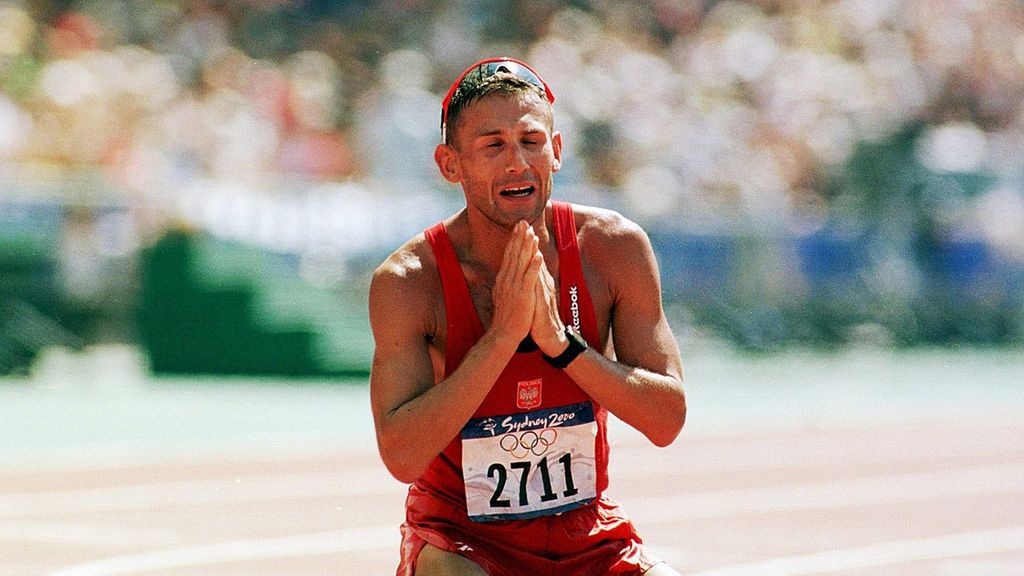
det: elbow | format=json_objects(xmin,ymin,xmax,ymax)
[
  {"xmin": 377, "ymin": 435, "xmax": 426, "ymax": 484},
  {"xmin": 384, "ymin": 461, "xmax": 420, "ymax": 485},
  {"xmin": 648, "ymin": 416, "xmax": 684, "ymax": 447},
  {"xmin": 649, "ymin": 394, "xmax": 686, "ymax": 448},
  {"xmin": 380, "ymin": 453, "xmax": 415, "ymax": 483},
  {"xmin": 380, "ymin": 451, "xmax": 423, "ymax": 485}
]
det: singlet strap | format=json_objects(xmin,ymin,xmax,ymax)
[
  {"xmin": 551, "ymin": 202, "xmax": 601, "ymax": 347},
  {"xmin": 424, "ymin": 223, "xmax": 484, "ymax": 375}
]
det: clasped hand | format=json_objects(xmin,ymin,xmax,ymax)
[{"xmin": 491, "ymin": 220, "xmax": 568, "ymax": 357}]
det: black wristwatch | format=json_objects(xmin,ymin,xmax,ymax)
[{"xmin": 543, "ymin": 326, "xmax": 588, "ymax": 368}]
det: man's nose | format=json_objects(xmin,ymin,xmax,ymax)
[{"xmin": 505, "ymin": 143, "xmax": 529, "ymax": 173}]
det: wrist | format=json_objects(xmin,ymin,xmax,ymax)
[
  {"xmin": 538, "ymin": 325, "xmax": 569, "ymax": 358},
  {"xmin": 482, "ymin": 327, "xmax": 525, "ymax": 357},
  {"xmin": 543, "ymin": 326, "xmax": 588, "ymax": 369}
]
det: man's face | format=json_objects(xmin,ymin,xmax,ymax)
[{"xmin": 439, "ymin": 92, "xmax": 562, "ymax": 229}]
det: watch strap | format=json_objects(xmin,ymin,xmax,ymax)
[{"xmin": 543, "ymin": 326, "xmax": 588, "ymax": 368}]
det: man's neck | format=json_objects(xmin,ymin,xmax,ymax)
[{"xmin": 459, "ymin": 205, "xmax": 553, "ymax": 272}]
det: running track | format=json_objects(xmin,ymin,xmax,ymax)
[{"xmin": 2, "ymin": 349, "xmax": 1023, "ymax": 574}]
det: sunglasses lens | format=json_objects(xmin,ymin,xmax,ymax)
[{"xmin": 480, "ymin": 62, "xmax": 544, "ymax": 93}]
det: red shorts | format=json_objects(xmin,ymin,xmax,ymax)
[{"xmin": 397, "ymin": 487, "xmax": 661, "ymax": 576}]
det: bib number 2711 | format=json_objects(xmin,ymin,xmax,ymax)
[
  {"xmin": 461, "ymin": 402, "xmax": 598, "ymax": 522},
  {"xmin": 487, "ymin": 452, "xmax": 578, "ymax": 508}
]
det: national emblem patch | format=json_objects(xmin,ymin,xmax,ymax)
[{"xmin": 516, "ymin": 379, "xmax": 542, "ymax": 410}]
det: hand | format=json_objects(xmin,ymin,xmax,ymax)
[
  {"xmin": 530, "ymin": 251, "xmax": 569, "ymax": 357},
  {"xmin": 491, "ymin": 221, "xmax": 543, "ymax": 345}
]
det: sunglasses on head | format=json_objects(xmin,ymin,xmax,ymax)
[{"xmin": 440, "ymin": 57, "xmax": 555, "ymax": 138}]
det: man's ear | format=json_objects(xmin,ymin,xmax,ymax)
[
  {"xmin": 551, "ymin": 131, "xmax": 563, "ymax": 173},
  {"xmin": 434, "ymin": 144, "xmax": 461, "ymax": 183}
]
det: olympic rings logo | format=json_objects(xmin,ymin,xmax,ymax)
[{"xmin": 499, "ymin": 428, "xmax": 558, "ymax": 459}]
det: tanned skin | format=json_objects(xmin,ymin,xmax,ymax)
[{"xmin": 369, "ymin": 90, "xmax": 686, "ymax": 575}]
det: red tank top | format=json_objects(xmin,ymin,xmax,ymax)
[{"xmin": 418, "ymin": 201, "xmax": 610, "ymax": 522}]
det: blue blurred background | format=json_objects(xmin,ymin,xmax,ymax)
[{"xmin": 1, "ymin": 0, "xmax": 1022, "ymax": 377}]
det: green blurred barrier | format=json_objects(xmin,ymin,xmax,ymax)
[
  {"xmin": 0, "ymin": 232, "xmax": 83, "ymax": 373},
  {"xmin": 138, "ymin": 229, "xmax": 372, "ymax": 377}
]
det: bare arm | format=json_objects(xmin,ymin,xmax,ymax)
[
  {"xmin": 530, "ymin": 213, "xmax": 686, "ymax": 447},
  {"xmin": 370, "ymin": 222, "xmax": 543, "ymax": 483}
]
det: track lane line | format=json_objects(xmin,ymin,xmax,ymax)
[
  {"xmin": 688, "ymin": 524, "xmax": 1024, "ymax": 576},
  {"xmin": 4, "ymin": 462, "xmax": 1021, "ymax": 520},
  {"xmin": 30, "ymin": 463, "xmax": 1024, "ymax": 575},
  {"xmin": 627, "ymin": 462, "xmax": 1024, "ymax": 523},
  {"xmin": 0, "ymin": 469, "xmax": 400, "ymax": 518},
  {"xmin": 0, "ymin": 520, "xmax": 180, "ymax": 546},
  {"xmin": 42, "ymin": 525, "xmax": 397, "ymax": 576}
]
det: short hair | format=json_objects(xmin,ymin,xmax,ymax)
[{"xmin": 443, "ymin": 72, "xmax": 553, "ymax": 146}]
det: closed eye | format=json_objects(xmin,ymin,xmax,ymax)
[{"xmin": 522, "ymin": 131, "xmax": 547, "ymax": 146}]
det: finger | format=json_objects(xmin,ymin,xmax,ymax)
[
  {"xmin": 541, "ymin": 268, "xmax": 557, "ymax": 312},
  {"xmin": 522, "ymin": 234, "xmax": 540, "ymax": 279},
  {"xmin": 533, "ymin": 264, "xmax": 547, "ymax": 301},
  {"xmin": 510, "ymin": 232, "xmax": 537, "ymax": 285},
  {"xmin": 513, "ymin": 223, "xmax": 536, "ymax": 275},
  {"xmin": 498, "ymin": 222, "xmax": 528, "ymax": 281},
  {"xmin": 509, "ymin": 221, "xmax": 527, "ymax": 260},
  {"xmin": 519, "ymin": 225, "xmax": 538, "ymax": 267},
  {"xmin": 532, "ymin": 252, "xmax": 552, "ymax": 293},
  {"xmin": 523, "ymin": 246, "xmax": 543, "ymax": 288},
  {"xmin": 542, "ymin": 260, "xmax": 557, "ymax": 295}
]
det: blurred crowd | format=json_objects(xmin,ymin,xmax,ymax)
[
  {"xmin": 2, "ymin": 0, "xmax": 1022, "ymax": 241},
  {"xmin": 1, "ymin": 0, "xmax": 1023, "ymax": 354}
]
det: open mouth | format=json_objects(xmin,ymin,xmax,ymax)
[{"xmin": 500, "ymin": 185, "xmax": 536, "ymax": 198}]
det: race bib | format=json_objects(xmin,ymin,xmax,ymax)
[{"xmin": 461, "ymin": 401, "xmax": 597, "ymax": 522}]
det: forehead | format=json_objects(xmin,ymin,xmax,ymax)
[{"xmin": 453, "ymin": 92, "xmax": 552, "ymax": 139}]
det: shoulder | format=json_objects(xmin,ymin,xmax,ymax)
[
  {"xmin": 570, "ymin": 204, "xmax": 654, "ymax": 264},
  {"xmin": 369, "ymin": 232, "xmax": 439, "ymax": 325},
  {"xmin": 569, "ymin": 204, "xmax": 662, "ymax": 305},
  {"xmin": 372, "ymin": 232, "xmax": 435, "ymax": 284}
]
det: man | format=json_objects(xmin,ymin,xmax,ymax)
[{"xmin": 369, "ymin": 57, "xmax": 686, "ymax": 575}]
